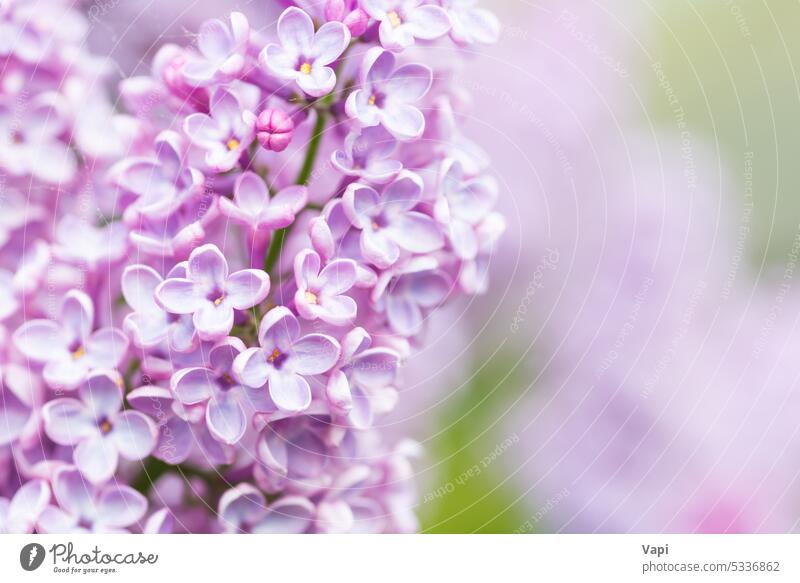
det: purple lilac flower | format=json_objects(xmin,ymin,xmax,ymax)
[
  {"xmin": 13, "ymin": 291, "xmax": 129, "ymax": 390},
  {"xmin": 435, "ymin": 158, "xmax": 498, "ymax": 260},
  {"xmin": 110, "ymin": 131, "xmax": 204, "ymax": 221},
  {"xmin": 122, "ymin": 263, "xmax": 198, "ymax": 352},
  {"xmin": 52, "ymin": 215, "xmax": 129, "ymax": 270},
  {"xmin": 331, "ymin": 126, "xmax": 402, "ymax": 184},
  {"xmin": 184, "ymin": 87, "xmax": 257, "ymax": 173},
  {"xmin": 171, "ymin": 337, "xmax": 270, "ymax": 445},
  {"xmin": 219, "ymin": 483, "xmax": 315, "ymax": 533},
  {"xmin": 345, "ymin": 47, "xmax": 432, "ymax": 140},
  {"xmin": 324, "ymin": 0, "xmax": 369, "ymax": 37},
  {"xmin": 0, "ymin": 479, "xmax": 50, "ymax": 534},
  {"xmin": 38, "ymin": 466, "xmax": 147, "ymax": 533},
  {"xmin": 42, "ymin": 370, "xmax": 157, "ymax": 483},
  {"xmin": 182, "ymin": 12, "xmax": 250, "ymax": 87},
  {"xmin": 326, "ymin": 327, "xmax": 400, "ymax": 428},
  {"xmin": 293, "ymin": 249, "xmax": 358, "ymax": 325},
  {"xmin": 155, "ymin": 244, "xmax": 270, "ymax": 341},
  {"xmin": 233, "ymin": 307, "xmax": 341, "ymax": 412},
  {"xmin": 343, "ymin": 172, "xmax": 444, "ymax": 268},
  {"xmin": 361, "ymin": 0, "xmax": 451, "ymax": 51},
  {"xmin": 0, "ymin": 189, "xmax": 45, "ymax": 248},
  {"xmin": 372, "ymin": 258, "xmax": 451, "ymax": 336},
  {"xmin": 440, "ymin": 0, "xmax": 500, "ymax": 45},
  {"xmin": 0, "ymin": 364, "xmax": 40, "ymax": 446},
  {"xmin": 260, "ymin": 7, "xmax": 351, "ymax": 98},
  {"xmin": 0, "ymin": 95, "xmax": 77, "ymax": 184},
  {"xmin": 219, "ymin": 171, "xmax": 307, "ymax": 232}
]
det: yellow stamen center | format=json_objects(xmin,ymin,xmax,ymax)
[
  {"xmin": 299, "ymin": 62, "xmax": 312, "ymax": 75},
  {"xmin": 304, "ymin": 291, "xmax": 318, "ymax": 304},
  {"xmin": 368, "ymin": 94, "xmax": 377, "ymax": 106},
  {"xmin": 99, "ymin": 420, "xmax": 112, "ymax": 434},
  {"xmin": 71, "ymin": 346, "xmax": 86, "ymax": 360},
  {"xmin": 388, "ymin": 10, "xmax": 402, "ymax": 27},
  {"xmin": 267, "ymin": 348, "xmax": 281, "ymax": 363},
  {"xmin": 214, "ymin": 294, "xmax": 225, "ymax": 306},
  {"xmin": 371, "ymin": 221, "xmax": 380, "ymax": 230},
  {"xmin": 227, "ymin": 138, "xmax": 240, "ymax": 151},
  {"xmin": 223, "ymin": 373, "xmax": 234, "ymax": 384}
]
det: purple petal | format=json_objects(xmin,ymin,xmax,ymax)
[
  {"xmin": 277, "ymin": 7, "xmax": 315, "ymax": 55},
  {"xmin": 386, "ymin": 212, "xmax": 444, "ymax": 253},
  {"xmin": 364, "ymin": 47, "xmax": 395, "ymax": 85},
  {"xmin": 13, "ymin": 320, "xmax": 68, "ymax": 362},
  {"xmin": 145, "ymin": 508, "xmax": 173, "ymax": 534},
  {"xmin": 318, "ymin": 258, "xmax": 357, "ymax": 296},
  {"xmin": 154, "ymin": 418, "xmax": 193, "ymax": 464},
  {"xmin": 319, "ymin": 295, "xmax": 357, "ymax": 326},
  {"xmin": 8, "ymin": 479, "xmax": 50, "ymax": 530},
  {"xmin": 96, "ymin": 485, "xmax": 147, "ymax": 528},
  {"xmin": 193, "ymin": 302, "xmax": 234, "ymax": 340},
  {"xmin": 74, "ymin": 434, "xmax": 119, "ymax": 483},
  {"xmin": 233, "ymin": 347, "xmax": 270, "ymax": 388},
  {"xmin": 343, "ymin": 183, "xmax": 380, "ymax": 228},
  {"xmin": 197, "ymin": 18, "xmax": 232, "ymax": 60},
  {"xmin": 219, "ymin": 483, "xmax": 265, "ymax": 531},
  {"xmin": 258, "ymin": 306, "xmax": 300, "ymax": 350},
  {"xmin": 409, "ymin": 271, "xmax": 451, "ymax": 307},
  {"xmin": 225, "ymin": 269, "xmax": 270, "ymax": 309},
  {"xmin": 311, "ymin": 21, "xmax": 350, "ymax": 65},
  {"xmin": 252, "ymin": 496, "xmax": 314, "ymax": 534},
  {"xmin": 79, "ymin": 370, "xmax": 123, "ymax": 420},
  {"xmin": 127, "ymin": 385, "xmax": 174, "ymax": 418},
  {"xmin": 171, "ymin": 367, "xmax": 215, "ymax": 405},
  {"xmin": 111, "ymin": 411, "xmax": 157, "ymax": 460},
  {"xmin": 297, "ymin": 65, "xmax": 336, "ymax": 97},
  {"xmin": 381, "ymin": 102, "xmax": 425, "ymax": 140},
  {"xmin": 292, "ymin": 334, "xmax": 341, "ymax": 375},
  {"xmin": 294, "ymin": 249, "xmax": 321, "ymax": 290},
  {"xmin": 325, "ymin": 369, "xmax": 352, "ymax": 413},
  {"xmin": 206, "ymin": 394, "xmax": 247, "ymax": 444},
  {"xmin": 351, "ymin": 348, "xmax": 399, "ymax": 388},
  {"xmin": 52, "ymin": 466, "xmax": 94, "ymax": 520},
  {"xmin": 42, "ymin": 399, "xmax": 96, "ymax": 446},
  {"xmin": 60, "ymin": 290, "xmax": 94, "ymax": 346},
  {"xmin": 37, "ymin": 506, "xmax": 80, "ymax": 534},
  {"xmin": 386, "ymin": 294, "xmax": 422, "ymax": 336},
  {"xmin": 271, "ymin": 185, "xmax": 307, "ymax": 214},
  {"xmin": 406, "ymin": 5, "xmax": 451, "ymax": 40},
  {"xmin": 233, "ymin": 171, "xmax": 270, "ymax": 217},
  {"xmin": 121, "ymin": 265, "xmax": 162, "ymax": 312},
  {"xmin": 268, "ymin": 371, "xmax": 311, "ymax": 412},
  {"xmin": 382, "ymin": 171, "xmax": 423, "ymax": 212},
  {"xmin": 361, "ymin": 228, "xmax": 400, "ymax": 267},
  {"xmin": 155, "ymin": 278, "xmax": 206, "ymax": 314},
  {"xmin": 187, "ymin": 244, "xmax": 229, "ymax": 289},
  {"xmin": 86, "ymin": 328, "xmax": 129, "ymax": 369}
]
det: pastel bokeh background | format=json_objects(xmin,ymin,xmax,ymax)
[{"xmin": 85, "ymin": 0, "xmax": 800, "ymax": 532}]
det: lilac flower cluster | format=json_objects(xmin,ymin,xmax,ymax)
[{"xmin": 0, "ymin": 0, "xmax": 501, "ymax": 533}]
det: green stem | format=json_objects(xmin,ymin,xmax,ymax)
[{"xmin": 263, "ymin": 105, "xmax": 330, "ymax": 274}]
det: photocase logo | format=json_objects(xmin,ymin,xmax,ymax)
[{"xmin": 20, "ymin": 543, "xmax": 46, "ymax": 571}]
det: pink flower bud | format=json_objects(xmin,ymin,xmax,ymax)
[
  {"xmin": 343, "ymin": 8, "xmax": 369, "ymax": 37},
  {"xmin": 324, "ymin": 0, "xmax": 346, "ymax": 22},
  {"xmin": 256, "ymin": 108, "xmax": 294, "ymax": 152}
]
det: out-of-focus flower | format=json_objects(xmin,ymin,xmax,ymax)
[
  {"xmin": 42, "ymin": 370, "xmax": 157, "ymax": 483},
  {"xmin": 345, "ymin": 48, "xmax": 432, "ymax": 140},
  {"xmin": 182, "ymin": 12, "xmax": 250, "ymax": 87},
  {"xmin": 38, "ymin": 466, "xmax": 147, "ymax": 533},
  {"xmin": 13, "ymin": 291, "xmax": 128, "ymax": 390},
  {"xmin": 260, "ymin": 7, "xmax": 351, "ymax": 98},
  {"xmin": 361, "ymin": 0, "xmax": 451, "ymax": 51},
  {"xmin": 331, "ymin": 126, "xmax": 402, "ymax": 184},
  {"xmin": 0, "ymin": 479, "xmax": 50, "ymax": 534},
  {"xmin": 440, "ymin": 0, "xmax": 500, "ymax": 45}
]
